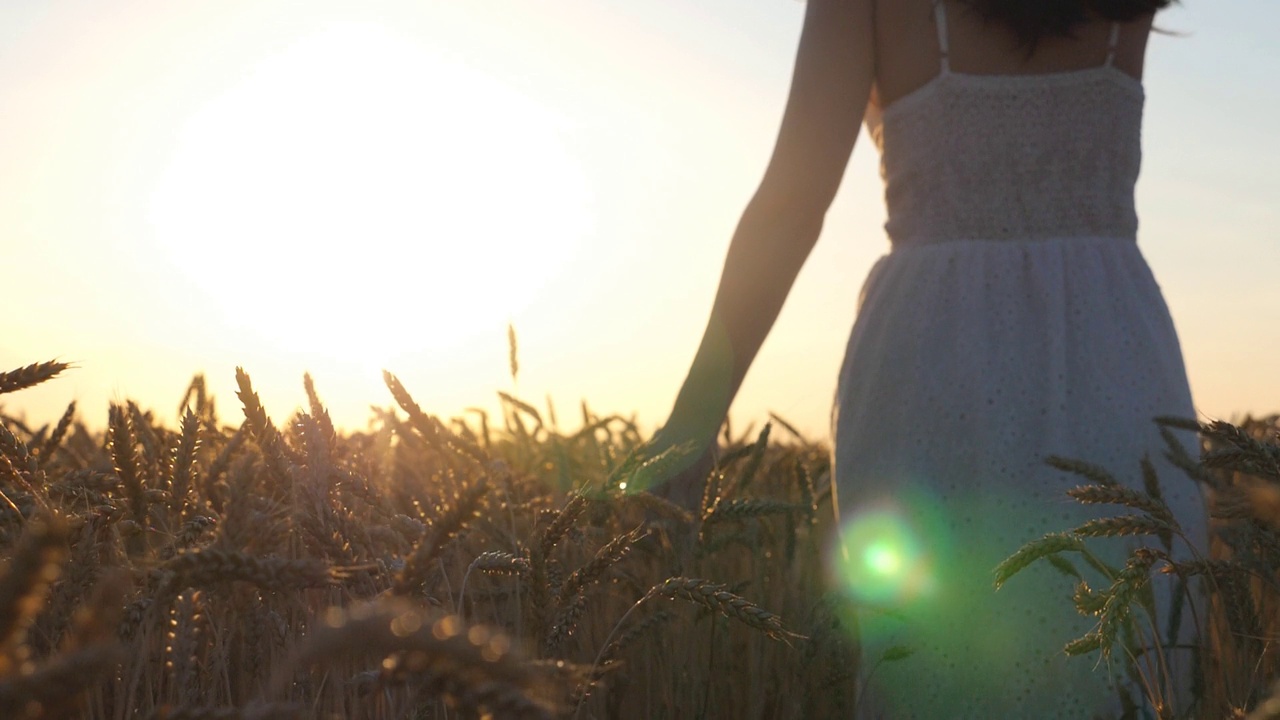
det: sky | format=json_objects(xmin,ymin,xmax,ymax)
[{"xmin": 1, "ymin": 0, "xmax": 1276, "ymax": 441}]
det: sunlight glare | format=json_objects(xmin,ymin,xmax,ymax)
[
  {"xmin": 830, "ymin": 509, "xmax": 934, "ymax": 607},
  {"xmin": 148, "ymin": 21, "xmax": 592, "ymax": 371},
  {"xmin": 864, "ymin": 541, "xmax": 902, "ymax": 576}
]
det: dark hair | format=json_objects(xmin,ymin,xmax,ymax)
[{"xmin": 959, "ymin": 0, "xmax": 1176, "ymax": 47}]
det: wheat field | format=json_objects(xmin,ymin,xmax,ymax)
[
  {"xmin": 0, "ymin": 360, "xmax": 856, "ymax": 719},
  {"xmin": 0, "ymin": 359, "xmax": 1278, "ymax": 719}
]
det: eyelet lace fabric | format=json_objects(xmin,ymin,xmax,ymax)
[
  {"xmin": 866, "ymin": 68, "xmax": 1143, "ymax": 246},
  {"xmin": 831, "ymin": 7, "xmax": 1209, "ymax": 719}
]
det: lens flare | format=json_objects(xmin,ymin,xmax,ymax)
[
  {"xmin": 865, "ymin": 541, "xmax": 901, "ymax": 576},
  {"xmin": 829, "ymin": 510, "xmax": 934, "ymax": 607}
]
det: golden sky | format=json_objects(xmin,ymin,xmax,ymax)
[{"xmin": 2, "ymin": 0, "xmax": 1277, "ymax": 440}]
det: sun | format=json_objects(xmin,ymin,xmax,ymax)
[{"xmin": 148, "ymin": 20, "xmax": 592, "ymax": 371}]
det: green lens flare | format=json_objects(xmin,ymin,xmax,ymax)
[
  {"xmin": 864, "ymin": 542, "xmax": 901, "ymax": 576},
  {"xmin": 829, "ymin": 510, "xmax": 933, "ymax": 607}
]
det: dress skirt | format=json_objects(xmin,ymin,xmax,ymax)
[{"xmin": 831, "ymin": 235, "xmax": 1210, "ymax": 718}]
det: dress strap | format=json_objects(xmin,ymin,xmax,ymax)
[
  {"xmin": 933, "ymin": 1, "xmax": 951, "ymax": 74},
  {"xmin": 1104, "ymin": 22, "xmax": 1121, "ymax": 67}
]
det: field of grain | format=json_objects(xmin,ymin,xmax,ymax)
[
  {"xmin": 0, "ymin": 361, "xmax": 856, "ymax": 719},
  {"xmin": 0, "ymin": 359, "xmax": 1277, "ymax": 719}
]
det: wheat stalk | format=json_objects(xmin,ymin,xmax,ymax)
[
  {"xmin": 157, "ymin": 549, "xmax": 346, "ymax": 597},
  {"xmin": 383, "ymin": 370, "xmax": 488, "ymax": 466},
  {"xmin": 994, "ymin": 532, "xmax": 1084, "ymax": 590},
  {"xmin": 599, "ymin": 609, "xmax": 672, "ymax": 667},
  {"xmin": 233, "ymin": 368, "xmax": 295, "ymax": 484},
  {"xmin": 546, "ymin": 593, "xmax": 588, "ymax": 653},
  {"xmin": 558, "ymin": 526, "xmax": 643, "ymax": 603},
  {"xmin": 1046, "ymin": 455, "xmax": 1121, "ymax": 487},
  {"xmin": 648, "ymin": 577, "xmax": 798, "ymax": 641},
  {"xmin": 1072, "ymin": 580, "xmax": 1109, "ymax": 616},
  {"xmin": 545, "ymin": 526, "xmax": 645, "ymax": 652},
  {"xmin": 301, "ymin": 373, "xmax": 336, "ymax": 450},
  {"xmin": 0, "ymin": 361, "xmax": 70, "ymax": 396},
  {"xmin": 1067, "ymin": 484, "xmax": 1173, "ymax": 522},
  {"xmin": 796, "ymin": 460, "xmax": 818, "ymax": 525},
  {"xmin": 577, "ymin": 577, "xmax": 797, "ymax": 718},
  {"xmin": 704, "ymin": 499, "xmax": 806, "ymax": 524},
  {"xmin": 169, "ymin": 409, "xmax": 201, "ymax": 517},
  {"xmin": 0, "ymin": 422, "xmax": 36, "ymax": 477},
  {"xmin": 128, "ymin": 401, "xmax": 164, "ymax": 487},
  {"xmin": 201, "ymin": 424, "xmax": 246, "ymax": 499},
  {"xmin": 508, "ymin": 323, "xmax": 520, "ymax": 383},
  {"xmin": 394, "ymin": 480, "xmax": 488, "ymax": 595},
  {"xmin": 571, "ymin": 610, "xmax": 674, "ymax": 704},
  {"xmin": 471, "ymin": 551, "xmax": 530, "ymax": 577},
  {"xmin": 108, "ymin": 403, "xmax": 148, "ymax": 551},
  {"xmin": 539, "ymin": 492, "xmax": 588, "ymax": 558},
  {"xmin": 1084, "ymin": 550, "xmax": 1159, "ymax": 659},
  {"xmin": 500, "ymin": 392, "xmax": 544, "ymax": 433},
  {"xmin": 1073, "ymin": 514, "xmax": 1173, "ymax": 538},
  {"xmin": 38, "ymin": 401, "xmax": 76, "ymax": 465}
]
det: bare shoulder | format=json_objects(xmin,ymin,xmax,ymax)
[
  {"xmin": 872, "ymin": 0, "xmax": 1158, "ymax": 106},
  {"xmin": 1112, "ymin": 13, "xmax": 1156, "ymax": 80}
]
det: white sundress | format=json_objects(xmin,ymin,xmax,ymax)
[{"xmin": 830, "ymin": 5, "xmax": 1210, "ymax": 718}]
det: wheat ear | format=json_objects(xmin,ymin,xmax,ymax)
[
  {"xmin": 1066, "ymin": 484, "xmax": 1173, "ymax": 522},
  {"xmin": 38, "ymin": 401, "xmax": 76, "ymax": 464},
  {"xmin": 0, "ymin": 360, "xmax": 70, "ymax": 395},
  {"xmin": 169, "ymin": 409, "xmax": 201, "ymax": 517},
  {"xmin": 157, "ymin": 549, "xmax": 346, "ymax": 598},
  {"xmin": 994, "ymin": 533, "xmax": 1084, "ymax": 590},
  {"xmin": 394, "ymin": 480, "xmax": 488, "ymax": 595}
]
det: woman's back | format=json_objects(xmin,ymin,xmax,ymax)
[
  {"xmin": 867, "ymin": 1, "xmax": 1148, "ymax": 246},
  {"xmin": 828, "ymin": 2, "xmax": 1209, "ymax": 717},
  {"xmin": 870, "ymin": 0, "xmax": 1152, "ymax": 109}
]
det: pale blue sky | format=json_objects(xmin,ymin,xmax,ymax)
[{"xmin": 1, "ymin": 0, "xmax": 1276, "ymax": 438}]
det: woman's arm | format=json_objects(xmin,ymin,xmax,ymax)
[{"xmin": 653, "ymin": 0, "xmax": 875, "ymax": 503}]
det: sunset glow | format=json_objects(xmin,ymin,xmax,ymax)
[
  {"xmin": 0, "ymin": 0, "xmax": 1275, "ymax": 434},
  {"xmin": 148, "ymin": 21, "xmax": 592, "ymax": 372}
]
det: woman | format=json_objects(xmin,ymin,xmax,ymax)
[{"xmin": 652, "ymin": 0, "xmax": 1209, "ymax": 716}]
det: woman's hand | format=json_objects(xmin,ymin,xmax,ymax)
[
  {"xmin": 631, "ymin": 417, "xmax": 718, "ymax": 510},
  {"xmin": 649, "ymin": 437, "xmax": 717, "ymax": 512}
]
